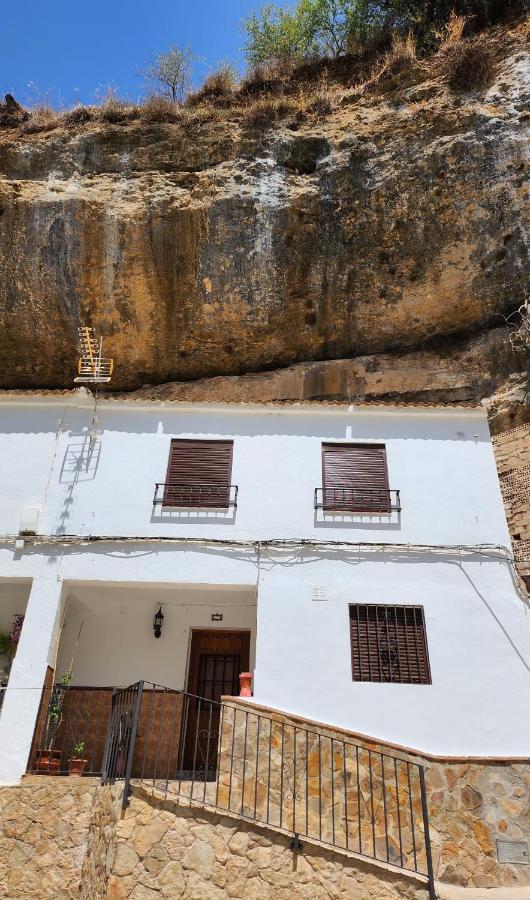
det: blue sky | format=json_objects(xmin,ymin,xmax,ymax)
[{"xmin": 2, "ymin": 0, "xmax": 264, "ymax": 108}]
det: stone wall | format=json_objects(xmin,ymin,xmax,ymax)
[
  {"xmin": 493, "ymin": 423, "xmax": 530, "ymax": 586},
  {"xmin": 0, "ymin": 777, "xmax": 121, "ymax": 900},
  {"xmin": 107, "ymin": 786, "xmax": 429, "ymax": 900},
  {"xmin": 220, "ymin": 698, "xmax": 530, "ymax": 890}
]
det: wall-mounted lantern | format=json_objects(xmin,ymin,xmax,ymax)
[{"xmin": 153, "ymin": 606, "xmax": 164, "ymax": 639}]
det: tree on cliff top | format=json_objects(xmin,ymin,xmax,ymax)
[
  {"xmin": 243, "ymin": 0, "xmax": 529, "ymax": 66},
  {"xmin": 144, "ymin": 46, "xmax": 194, "ymax": 102}
]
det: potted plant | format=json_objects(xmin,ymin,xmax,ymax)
[
  {"xmin": 68, "ymin": 741, "xmax": 87, "ymax": 776},
  {"xmin": 36, "ymin": 671, "xmax": 72, "ymax": 773}
]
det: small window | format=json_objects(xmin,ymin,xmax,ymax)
[
  {"xmin": 162, "ymin": 439, "xmax": 234, "ymax": 508},
  {"xmin": 322, "ymin": 443, "xmax": 390, "ymax": 513},
  {"xmin": 349, "ymin": 604, "xmax": 431, "ymax": 684}
]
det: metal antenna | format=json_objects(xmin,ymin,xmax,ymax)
[{"xmin": 74, "ymin": 326, "xmax": 114, "ymax": 384}]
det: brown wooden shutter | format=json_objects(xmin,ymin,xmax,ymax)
[
  {"xmin": 322, "ymin": 443, "xmax": 390, "ymax": 512},
  {"xmin": 163, "ymin": 439, "xmax": 233, "ymax": 508},
  {"xmin": 349, "ymin": 605, "xmax": 431, "ymax": 684}
]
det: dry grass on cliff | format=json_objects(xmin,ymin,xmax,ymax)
[
  {"xmin": 21, "ymin": 105, "xmax": 61, "ymax": 133},
  {"xmin": 187, "ymin": 65, "xmax": 238, "ymax": 106},
  {"xmin": 443, "ymin": 36, "xmax": 495, "ymax": 90},
  {"xmin": 242, "ymin": 95, "xmax": 299, "ymax": 126},
  {"xmin": 439, "ymin": 12, "xmax": 468, "ymax": 49},
  {"xmin": 138, "ymin": 96, "xmax": 182, "ymax": 123},
  {"xmin": 357, "ymin": 32, "xmax": 417, "ymax": 94},
  {"xmin": 96, "ymin": 97, "xmax": 140, "ymax": 124}
]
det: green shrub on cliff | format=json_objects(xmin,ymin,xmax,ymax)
[{"xmin": 243, "ymin": 0, "xmax": 529, "ymax": 68}]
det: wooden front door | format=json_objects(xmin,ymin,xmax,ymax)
[{"xmin": 183, "ymin": 630, "xmax": 250, "ymax": 773}]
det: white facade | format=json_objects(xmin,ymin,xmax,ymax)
[{"xmin": 0, "ymin": 391, "xmax": 528, "ymax": 783}]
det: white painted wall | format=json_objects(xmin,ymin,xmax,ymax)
[
  {"xmin": 253, "ymin": 548, "xmax": 530, "ymax": 756},
  {"xmin": 56, "ymin": 584, "xmax": 256, "ymax": 689},
  {"xmin": 0, "ymin": 405, "xmax": 60, "ymax": 535},
  {"xmin": 0, "ymin": 397, "xmax": 526, "ymax": 781},
  {"xmin": 0, "ymin": 581, "xmax": 30, "ymax": 634},
  {"xmin": 0, "ymin": 396, "xmax": 508, "ymax": 546}
]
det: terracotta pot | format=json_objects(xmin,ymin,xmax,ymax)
[
  {"xmin": 239, "ymin": 672, "xmax": 253, "ymax": 697},
  {"xmin": 36, "ymin": 750, "xmax": 61, "ymax": 773},
  {"xmin": 68, "ymin": 758, "xmax": 88, "ymax": 777}
]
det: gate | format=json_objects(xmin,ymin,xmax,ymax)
[{"xmin": 101, "ymin": 680, "xmax": 144, "ymax": 795}]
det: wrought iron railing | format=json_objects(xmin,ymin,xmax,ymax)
[
  {"xmin": 314, "ymin": 487, "xmax": 401, "ymax": 514},
  {"xmin": 153, "ymin": 483, "xmax": 238, "ymax": 509},
  {"xmin": 102, "ymin": 683, "xmax": 433, "ymax": 890},
  {"xmin": 27, "ymin": 681, "xmax": 435, "ymax": 895}
]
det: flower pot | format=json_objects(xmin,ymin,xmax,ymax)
[
  {"xmin": 239, "ymin": 672, "xmax": 253, "ymax": 697},
  {"xmin": 68, "ymin": 758, "xmax": 88, "ymax": 777},
  {"xmin": 36, "ymin": 750, "xmax": 62, "ymax": 773}
]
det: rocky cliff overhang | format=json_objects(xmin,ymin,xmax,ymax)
[{"xmin": 0, "ymin": 22, "xmax": 528, "ymax": 429}]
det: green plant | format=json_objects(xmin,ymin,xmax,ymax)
[
  {"xmin": 0, "ymin": 632, "xmax": 11, "ymax": 656},
  {"xmin": 44, "ymin": 672, "xmax": 72, "ymax": 751},
  {"xmin": 72, "ymin": 741, "xmax": 85, "ymax": 759}
]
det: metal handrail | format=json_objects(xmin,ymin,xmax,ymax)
[
  {"xmin": 153, "ymin": 483, "xmax": 238, "ymax": 509},
  {"xmin": 26, "ymin": 680, "xmax": 434, "ymax": 893},
  {"xmin": 314, "ymin": 487, "xmax": 401, "ymax": 513},
  {"xmin": 103, "ymin": 681, "xmax": 433, "ymax": 888}
]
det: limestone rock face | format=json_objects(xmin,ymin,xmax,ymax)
[{"xmin": 0, "ymin": 24, "xmax": 529, "ymax": 412}]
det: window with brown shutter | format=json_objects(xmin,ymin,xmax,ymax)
[
  {"xmin": 161, "ymin": 439, "xmax": 234, "ymax": 509},
  {"xmin": 349, "ymin": 605, "xmax": 431, "ymax": 684},
  {"xmin": 321, "ymin": 443, "xmax": 391, "ymax": 513}
]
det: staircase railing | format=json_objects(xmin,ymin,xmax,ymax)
[
  {"xmin": 27, "ymin": 680, "xmax": 434, "ymax": 894},
  {"xmin": 100, "ymin": 682, "xmax": 434, "ymax": 893}
]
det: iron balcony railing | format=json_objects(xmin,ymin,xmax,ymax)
[
  {"xmin": 314, "ymin": 487, "xmax": 401, "ymax": 514},
  {"xmin": 153, "ymin": 483, "xmax": 238, "ymax": 510}
]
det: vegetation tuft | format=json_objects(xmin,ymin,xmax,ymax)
[
  {"xmin": 444, "ymin": 36, "xmax": 495, "ymax": 90},
  {"xmin": 139, "ymin": 95, "xmax": 182, "ymax": 124},
  {"xmin": 21, "ymin": 105, "xmax": 60, "ymax": 134},
  {"xmin": 243, "ymin": 95, "xmax": 298, "ymax": 126},
  {"xmin": 5, "ymin": 0, "xmax": 527, "ymax": 137},
  {"xmin": 97, "ymin": 97, "xmax": 139, "ymax": 124}
]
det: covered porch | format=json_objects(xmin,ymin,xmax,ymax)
[
  {"xmin": 28, "ymin": 581, "xmax": 256, "ymax": 778},
  {"xmin": 0, "ymin": 580, "xmax": 30, "ymax": 711}
]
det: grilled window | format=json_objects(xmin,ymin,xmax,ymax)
[
  {"xmin": 349, "ymin": 605, "xmax": 431, "ymax": 684},
  {"xmin": 162, "ymin": 439, "xmax": 233, "ymax": 508},
  {"xmin": 322, "ymin": 443, "xmax": 390, "ymax": 512}
]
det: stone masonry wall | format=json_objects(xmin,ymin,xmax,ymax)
[
  {"xmin": 107, "ymin": 786, "xmax": 429, "ymax": 900},
  {"xmin": 0, "ymin": 777, "xmax": 121, "ymax": 900},
  {"xmin": 493, "ymin": 423, "xmax": 530, "ymax": 586},
  {"xmin": 220, "ymin": 698, "xmax": 530, "ymax": 890}
]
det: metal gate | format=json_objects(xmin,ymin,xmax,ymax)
[{"xmin": 101, "ymin": 680, "xmax": 144, "ymax": 790}]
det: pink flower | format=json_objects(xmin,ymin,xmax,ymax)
[{"xmin": 9, "ymin": 614, "xmax": 24, "ymax": 647}]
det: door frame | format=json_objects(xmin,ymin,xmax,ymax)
[{"xmin": 185, "ymin": 627, "xmax": 251, "ymax": 698}]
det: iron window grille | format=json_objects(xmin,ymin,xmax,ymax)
[{"xmin": 349, "ymin": 604, "xmax": 431, "ymax": 684}]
